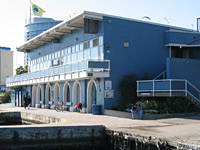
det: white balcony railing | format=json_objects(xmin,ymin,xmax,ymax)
[{"xmin": 6, "ymin": 59, "xmax": 110, "ymax": 86}]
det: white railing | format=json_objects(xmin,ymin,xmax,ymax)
[
  {"xmin": 153, "ymin": 70, "xmax": 167, "ymax": 80},
  {"xmin": 137, "ymin": 79, "xmax": 200, "ymax": 104},
  {"xmin": 7, "ymin": 59, "xmax": 110, "ymax": 84}
]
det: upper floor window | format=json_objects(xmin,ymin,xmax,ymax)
[
  {"xmin": 84, "ymin": 41, "xmax": 90, "ymax": 49},
  {"xmin": 72, "ymin": 46, "xmax": 76, "ymax": 53},
  {"xmin": 93, "ymin": 38, "xmax": 99, "ymax": 47},
  {"xmin": 76, "ymin": 44, "xmax": 80, "ymax": 52},
  {"xmin": 84, "ymin": 19, "xmax": 98, "ymax": 34}
]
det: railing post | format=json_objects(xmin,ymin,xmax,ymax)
[
  {"xmin": 185, "ymin": 80, "xmax": 187, "ymax": 97},
  {"xmin": 153, "ymin": 80, "xmax": 154, "ymax": 96},
  {"xmin": 170, "ymin": 80, "xmax": 172, "ymax": 97},
  {"xmin": 137, "ymin": 81, "xmax": 139, "ymax": 97}
]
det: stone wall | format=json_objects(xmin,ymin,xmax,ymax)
[{"xmin": 0, "ymin": 125, "xmax": 106, "ymax": 150}]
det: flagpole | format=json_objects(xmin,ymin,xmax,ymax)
[{"xmin": 29, "ymin": 0, "xmax": 31, "ymax": 40}]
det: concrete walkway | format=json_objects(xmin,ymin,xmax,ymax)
[{"xmin": 0, "ymin": 103, "xmax": 200, "ymax": 148}]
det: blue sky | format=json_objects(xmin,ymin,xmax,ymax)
[{"xmin": 0, "ymin": 0, "xmax": 199, "ymax": 67}]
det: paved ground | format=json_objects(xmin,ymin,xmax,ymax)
[{"xmin": 0, "ymin": 103, "xmax": 200, "ymax": 148}]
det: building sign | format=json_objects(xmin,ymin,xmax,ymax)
[
  {"xmin": 105, "ymin": 80, "xmax": 112, "ymax": 90},
  {"xmin": 105, "ymin": 90, "xmax": 114, "ymax": 98}
]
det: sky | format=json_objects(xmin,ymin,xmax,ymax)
[{"xmin": 0, "ymin": 0, "xmax": 200, "ymax": 68}]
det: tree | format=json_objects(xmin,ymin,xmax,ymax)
[
  {"xmin": 118, "ymin": 73, "xmax": 138, "ymax": 110},
  {"xmin": 16, "ymin": 65, "xmax": 28, "ymax": 75}
]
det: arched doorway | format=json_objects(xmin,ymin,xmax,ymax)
[
  {"xmin": 54, "ymin": 83, "xmax": 60, "ymax": 105},
  {"xmin": 63, "ymin": 82, "xmax": 70, "ymax": 105},
  {"xmin": 37, "ymin": 85, "xmax": 42, "ymax": 107},
  {"xmin": 73, "ymin": 81, "xmax": 81, "ymax": 107},
  {"xmin": 87, "ymin": 79, "xmax": 97, "ymax": 113},
  {"xmin": 32, "ymin": 85, "xmax": 36, "ymax": 107},
  {"xmin": 45, "ymin": 84, "xmax": 51, "ymax": 108}
]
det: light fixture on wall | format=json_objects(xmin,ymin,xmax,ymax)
[{"xmin": 75, "ymin": 37, "xmax": 78, "ymax": 42}]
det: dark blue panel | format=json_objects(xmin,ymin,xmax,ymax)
[
  {"xmin": 138, "ymin": 82, "xmax": 153, "ymax": 90},
  {"xmin": 88, "ymin": 61, "xmax": 109, "ymax": 69},
  {"xmin": 165, "ymin": 31, "xmax": 200, "ymax": 45},
  {"xmin": 154, "ymin": 81, "xmax": 170, "ymax": 90},
  {"xmin": 167, "ymin": 57, "xmax": 200, "ymax": 89},
  {"xmin": 187, "ymin": 83, "xmax": 199, "ymax": 99},
  {"xmin": 171, "ymin": 81, "xmax": 185, "ymax": 90}
]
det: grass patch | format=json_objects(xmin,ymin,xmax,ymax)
[{"xmin": 0, "ymin": 94, "xmax": 4, "ymax": 97}]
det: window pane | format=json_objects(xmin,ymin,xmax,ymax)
[
  {"xmin": 90, "ymin": 40, "xmax": 93, "ymax": 48},
  {"xmin": 65, "ymin": 48, "xmax": 68, "ymax": 55},
  {"xmin": 72, "ymin": 46, "xmax": 76, "ymax": 53},
  {"xmin": 48, "ymin": 60, "xmax": 51, "ymax": 68},
  {"xmin": 64, "ymin": 56, "xmax": 67, "ymax": 64},
  {"xmin": 76, "ymin": 44, "xmax": 79, "ymax": 52},
  {"xmin": 67, "ymin": 55, "xmax": 71, "ymax": 63},
  {"xmin": 99, "ymin": 46, "xmax": 103, "ymax": 59},
  {"xmin": 52, "ymin": 53, "xmax": 55, "ymax": 59},
  {"xmin": 58, "ymin": 51, "xmax": 60, "ymax": 57},
  {"xmin": 84, "ymin": 41, "xmax": 89, "ymax": 49},
  {"xmin": 91, "ymin": 47, "xmax": 99, "ymax": 59},
  {"xmin": 77, "ymin": 51, "xmax": 83, "ymax": 61},
  {"xmin": 60, "ymin": 57, "xmax": 64, "ymax": 65},
  {"xmin": 61, "ymin": 50, "xmax": 64, "ymax": 56},
  {"xmin": 68, "ymin": 47, "xmax": 71, "ymax": 54},
  {"xmin": 84, "ymin": 49, "xmax": 90, "ymax": 59},
  {"xmin": 49, "ymin": 54, "xmax": 51, "ymax": 60},
  {"xmin": 80, "ymin": 43, "xmax": 83, "ymax": 50},
  {"xmin": 55, "ymin": 52, "xmax": 58, "ymax": 58},
  {"xmin": 72, "ymin": 53, "xmax": 77, "ymax": 62},
  {"xmin": 99, "ymin": 36, "xmax": 103, "ymax": 45},
  {"xmin": 93, "ymin": 38, "xmax": 99, "ymax": 47}
]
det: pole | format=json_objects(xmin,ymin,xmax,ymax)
[{"xmin": 29, "ymin": 0, "xmax": 31, "ymax": 40}]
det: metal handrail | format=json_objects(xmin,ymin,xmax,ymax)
[
  {"xmin": 137, "ymin": 79, "xmax": 200, "ymax": 104},
  {"xmin": 153, "ymin": 70, "xmax": 167, "ymax": 80}
]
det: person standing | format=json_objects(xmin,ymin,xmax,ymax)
[
  {"xmin": 27, "ymin": 95, "xmax": 31, "ymax": 109},
  {"xmin": 23, "ymin": 95, "xmax": 28, "ymax": 109},
  {"xmin": 131, "ymin": 101, "xmax": 143, "ymax": 119}
]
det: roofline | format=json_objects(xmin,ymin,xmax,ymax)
[
  {"xmin": 18, "ymin": 11, "xmax": 199, "ymax": 52},
  {"xmin": 165, "ymin": 43, "xmax": 200, "ymax": 47},
  {"xmin": 84, "ymin": 11, "xmax": 197, "ymax": 32},
  {"xmin": 25, "ymin": 20, "xmax": 63, "ymax": 27}
]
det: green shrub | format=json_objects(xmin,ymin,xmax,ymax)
[
  {"xmin": 2, "ymin": 92, "xmax": 10, "ymax": 103},
  {"xmin": 118, "ymin": 73, "xmax": 137, "ymax": 110}
]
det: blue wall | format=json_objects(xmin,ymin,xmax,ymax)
[
  {"xmin": 103, "ymin": 17, "xmax": 170, "ymax": 108},
  {"xmin": 167, "ymin": 57, "xmax": 200, "ymax": 89},
  {"xmin": 28, "ymin": 21, "xmax": 103, "ymax": 59},
  {"xmin": 165, "ymin": 31, "xmax": 200, "ymax": 45}
]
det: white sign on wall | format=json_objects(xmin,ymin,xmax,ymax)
[
  {"xmin": 105, "ymin": 90, "xmax": 114, "ymax": 98},
  {"xmin": 105, "ymin": 80, "xmax": 112, "ymax": 90}
]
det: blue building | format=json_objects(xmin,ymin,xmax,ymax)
[
  {"xmin": 6, "ymin": 11, "xmax": 200, "ymax": 113},
  {"xmin": 24, "ymin": 16, "xmax": 63, "ymax": 66}
]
